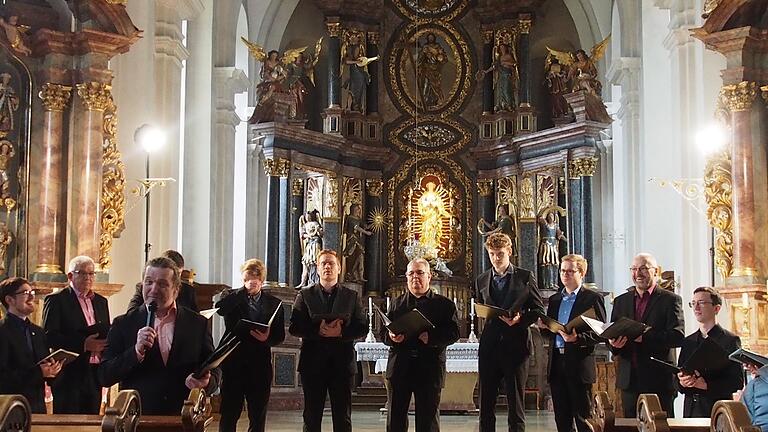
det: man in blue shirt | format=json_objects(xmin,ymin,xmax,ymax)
[{"xmin": 540, "ymin": 254, "xmax": 606, "ymax": 432}]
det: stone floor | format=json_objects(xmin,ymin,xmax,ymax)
[{"xmin": 210, "ymin": 409, "xmax": 558, "ymax": 431}]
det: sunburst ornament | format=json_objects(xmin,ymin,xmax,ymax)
[{"xmin": 367, "ymin": 207, "xmax": 388, "ymax": 234}]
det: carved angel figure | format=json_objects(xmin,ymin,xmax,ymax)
[
  {"xmin": 546, "ymin": 35, "xmax": 610, "ymax": 97},
  {"xmin": 286, "ymin": 38, "xmax": 322, "ymax": 120},
  {"xmin": 0, "ymin": 16, "xmax": 31, "ymax": 56},
  {"xmin": 478, "ymin": 42, "xmax": 519, "ymax": 112},
  {"xmin": 341, "ymin": 31, "xmax": 377, "ymax": 113},
  {"xmin": 241, "ymin": 37, "xmax": 309, "ymax": 123}
]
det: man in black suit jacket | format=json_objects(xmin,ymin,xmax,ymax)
[
  {"xmin": 677, "ymin": 287, "xmax": 742, "ymax": 417},
  {"xmin": 0, "ymin": 277, "xmax": 63, "ymax": 413},
  {"xmin": 475, "ymin": 233, "xmax": 544, "ymax": 432},
  {"xmin": 609, "ymin": 253, "xmax": 685, "ymax": 418},
  {"xmin": 98, "ymin": 257, "xmax": 220, "ymax": 415},
  {"xmin": 382, "ymin": 258, "xmax": 460, "ymax": 432},
  {"xmin": 539, "ymin": 255, "xmax": 606, "ymax": 432},
  {"xmin": 127, "ymin": 250, "xmax": 198, "ymax": 313},
  {"xmin": 216, "ymin": 258, "xmax": 285, "ymax": 432},
  {"xmin": 289, "ymin": 249, "xmax": 367, "ymax": 432},
  {"xmin": 43, "ymin": 255, "xmax": 110, "ymax": 414}
]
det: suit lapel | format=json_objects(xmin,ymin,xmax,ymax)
[
  {"xmin": 303, "ymin": 286, "xmax": 324, "ymax": 316},
  {"xmin": 478, "ymin": 271, "xmax": 492, "ymax": 305},
  {"xmin": 548, "ymin": 292, "xmax": 562, "ymax": 319},
  {"xmin": 166, "ymin": 307, "xmax": 186, "ymax": 367},
  {"xmin": 501, "ymin": 270, "xmax": 523, "ymax": 309},
  {"xmin": 568, "ymin": 289, "xmax": 591, "ymax": 321},
  {"xmin": 332, "ymin": 287, "xmax": 351, "ymax": 315}
]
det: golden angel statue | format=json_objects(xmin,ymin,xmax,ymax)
[
  {"xmin": 477, "ymin": 41, "xmax": 519, "ymax": 112},
  {"xmin": 241, "ymin": 37, "xmax": 311, "ymax": 123},
  {"xmin": 546, "ymin": 34, "xmax": 610, "ymax": 97},
  {"xmin": 0, "ymin": 16, "xmax": 31, "ymax": 56},
  {"xmin": 341, "ymin": 31, "xmax": 377, "ymax": 113}
]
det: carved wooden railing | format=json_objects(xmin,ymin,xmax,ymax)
[
  {"xmin": 0, "ymin": 395, "xmax": 30, "ymax": 432},
  {"xmin": 179, "ymin": 388, "xmax": 212, "ymax": 432},
  {"xmin": 637, "ymin": 394, "xmax": 671, "ymax": 432},
  {"xmin": 102, "ymin": 390, "xmax": 141, "ymax": 432},
  {"xmin": 710, "ymin": 400, "xmax": 760, "ymax": 432}
]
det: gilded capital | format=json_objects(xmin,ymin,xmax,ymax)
[
  {"xmin": 482, "ymin": 30, "xmax": 494, "ymax": 44},
  {"xmin": 761, "ymin": 84, "xmax": 768, "ymax": 105},
  {"xmin": 517, "ymin": 18, "xmax": 532, "ymax": 34},
  {"xmin": 569, "ymin": 157, "xmax": 598, "ymax": 178},
  {"xmin": 477, "ymin": 180, "xmax": 493, "ymax": 197},
  {"xmin": 39, "ymin": 83, "xmax": 72, "ymax": 112},
  {"xmin": 76, "ymin": 82, "xmax": 112, "ymax": 112},
  {"xmin": 326, "ymin": 21, "xmax": 341, "ymax": 38},
  {"xmin": 367, "ymin": 32, "xmax": 380, "ymax": 46},
  {"xmin": 704, "ymin": 149, "xmax": 733, "ymax": 279},
  {"xmin": 292, "ymin": 178, "xmax": 304, "ymax": 196},
  {"xmin": 264, "ymin": 158, "xmax": 291, "ymax": 177},
  {"xmin": 720, "ymin": 81, "xmax": 757, "ymax": 112},
  {"xmin": 366, "ymin": 179, "xmax": 383, "ymax": 197}
]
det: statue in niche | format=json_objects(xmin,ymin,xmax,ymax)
[
  {"xmin": 297, "ymin": 209, "xmax": 324, "ymax": 288},
  {"xmin": 416, "ymin": 32, "xmax": 447, "ymax": 109},
  {"xmin": 0, "ymin": 73, "xmax": 19, "ymax": 134},
  {"xmin": 544, "ymin": 57, "xmax": 571, "ymax": 119},
  {"xmin": 0, "ymin": 140, "xmax": 15, "ymax": 199},
  {"xmin": 478, "ymin": 42, "xmax": 519, "ymax": 112},
  {"xmin": 341, "ymin": 31, "xmax": 377, "ymax": 113},
  {"xmin": 417, "ymin": 181, "xmax": 451, "ymax": 253},
  {"xmin": 286, "ymin": 38, "xmax": 323, "ymax": 120},
  {"xmin": 342, "ymin": 203, "xmax": 373, "ymax": 282},
  {"xmin": 241, "ymin": 37, "xmax": 308, "ymax": 123},
  {"xmin": 0, "ymin": 16, "xmax": 31, "ymax": 56},
  {"xmin": 537, "ymin": 208, "xmax": 567, "ymax": 290},
  {"xmin": 448, "ymin": 215, "xmax": 461, "ymax": 257},
  {"xmin": 479, "ymin": 204, "xmax": 518, "ymax": 258},
  {"xmin": 0, "ymin": 222, "xmax": 12, "ymax": 274},
  {"xmin": 546, "ymin": 35, "xmax": 610, "ymax": 98}
]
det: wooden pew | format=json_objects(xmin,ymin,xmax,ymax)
[
  {"xmin": 710, "ymin": 400, "xmax": 760, "ymax": 432},
  {"xmin": 0, "ymin": 394, "xmax": 31, "ymax": 432},
  {"xmin": 589, "ymin": 390, "xmax": 636, "ymax": 432}
]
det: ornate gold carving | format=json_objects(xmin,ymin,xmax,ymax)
[
  {"xmin": 496, "ymin": 176, "xmax": 518, "ymax": 219},
  {"xmin": 477, "ymin": 180, "xmax": 493, "ymax": 197},
  {"xmin": 518, "ymin": 18, "xmax": 532, "ymax": 34},
  {"xmin": 343, "ymin": 177, "xmax": 363, "ymax": 210},
  {"xmin": 292, "ymin": 178, "xmax": 304, "ymax": 196},
  {"xmin": 367, "ymin": 32, "xmax": 380, "ymax": 46},
  {"xmin": 393, "ymin": 0, "xmax": 468, "ymax": 22},
  {"xmin": 39, "ymin": 83, "xmax": 72, "ymax": 112},
  {"xmin": 704, "ymin": 149, "xmax": 733, "ymax": 279},
  {"xmin": 368, "ymin": 207, "xmax": 387, "ymax": 233},
  {"xmin": 388, "ymin": 116, "xmax": 472, "ymax": 157},
  {"xmin": 76, "ymin": 82, "xmax": 112, "ymax": 112},
  {"xmin": 519, "ymin": 176, "xmax": 535, "ymax": 219},
  {"xmin": 263, "ymin": 158, "xmax": 290, "ymax": 177},
  {"xmin": 326, "ymin": 21, "xmax": 341, "ymax": 38},
  {"xmin": 761, "ymin": 84, "xmax": 768, "ymax": 105},
  {"xmin": 0, "ymin": 140, "xmax": 15, "ymax": 200},
  {"xmin": 482, "ymin": 30, "xmax": 494, "ymax": 44},
  {"xmin": 99, "ymin": 94, "xmax": 126, "ymax": 270},
  {"xmin": 366, "ymin": 179, "xmax": 383, "ymax": 196},
  {"xmin": 0, "ymin": 222, "xmax": 13, "ymax": 275},
  {"xmin": 702, "ymin": 0, "xmax": 722, "ymax": 18},
  {"xmin": 569, "ymin": 157, "xmax": 598, "ymax": 178},
  {"xmin": 720, "ymin": 81, "xmax": 757, "ymax": 112},
  {"xmin": 536, "ymin": 175, "xmax": 555, "ymax": 212},
  {"xmin": 325, "ymin": 176, "xmax": 340, "ymax": 218}
]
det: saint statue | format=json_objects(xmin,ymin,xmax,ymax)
[
  {"xmin": 297, "ymin": 210, "xmax": 324, "ymax": 288},
  {"xmin": 416, "ymin": 32, "xmax": 447, "ymax": 109},
  {"xmin": 0, "ymin": 222, "xmax": 12, "ymax": 275},
  {"xmin": 544, "ymin": 57, "xmax": 571, "ymax": 119},
  {"xmin": 478, "ymin": 43, "xmax": 519, "ymax": 112},
  {"xmin": 537, "ymin": 209, "xmax": 567, "ymax": 290},
  {"xmin": 479, "ymin": 205, "xmax": 518, "ymax": 258},
  {"xmin": 0, "ymin": 73, "xmax": 19, "ymax": 134},
  {"xmin": 341, "ymin": 32, "xmax": 377, "ymax": 113},
  {"xmin": 342, "ymin": 203, "xmax": 373, "ymax": 282},
  {"xmin": 0, "ymin": 140, "xmax": 15, "ymax": 199},
  {"xmin": 0, "ymin": 16, "xmax": 31, "ymax": 56},
  {"xmin": 417, "ymin": 181, "xmax": 451, "ymax": 253},
  {"xmin": 286, "ymin": 38, "xmax": 322, "ymax": 120}
]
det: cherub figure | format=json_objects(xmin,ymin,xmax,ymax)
[
  {"xmin": 546, "ymin": 35, "xmax": 610, "ymax": 98},
  {"xmin": 0, "ymin": 16, "xmax": 31, "ymax": 56},
  {"xmin": 241, "ymin": 37, "xmax": 311, "ymax": 123}
]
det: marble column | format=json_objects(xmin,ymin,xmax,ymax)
[
  {"xmin": 244, "ymin": 143, "xmax": 263, "ymax": 260},
  {"xmin": 264, "ymin": 158, "xmax": 289, "ymax": 286},
  {"xmin": 73, "ymin": 82, "xmax": 110, "ymax": 263},
  {"xmin": 476, "ymin": 180, "xmax": 495, "ymax": 275},
  {"xmin": 278, "ymin": 168, "xmax": 292, "ymax": 287},
  {"xmin": 326, "ymin": 19, "xmax": 342, "ymax": 108},
  {"xmin": 291, "ymin": 178, "xmax": 305, "ymax": 288},
  {"xmin": 366, "ymin": 32, "xmax": 379, "ymax": 114},
  {"xmin": 364, "ymin": 179, "xmax": 383, "ymax": 295},
  {"xmin": 568, "ymin": 157, "xmax": 597, "ymax": 282},
  {"xmin": 481, "ymin": 29, "xmax": 494, "ymax": 114},
  {"xmin": 517, "ymin": 16, "xmax": 532, "ymax": 107},
  {"xmin": 34, "ymin": 83, "xmax": 71, "ymax": 278}
]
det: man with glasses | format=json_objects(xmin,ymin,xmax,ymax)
[
  {"xmin": 0, "ymin": 277, "xmax": 63, "ymax": 412},
  {"xmin": 539, "ymin": 254, "xmax": 606, "ymax": 431},
  {"xmin": 475, "ymin": 232, "xmax": 544, "ymax": 432},
  {"xmin": 609, "ymin": 253, "xmax": 684, "ymax": 417},
  {"xmin": 43, "ymin": 255, "xmax": 110, "ymax": 414},
  {"xmin": 289, "ymin": 249, "xmax": 367, "ymax": 432},
  {"xmin": 677, "ymin": 287, "xmax": 742, "ymax": 417},
  {"xmin": 383, "ymin": 258, "xmax": 459, "ymax": 432}
]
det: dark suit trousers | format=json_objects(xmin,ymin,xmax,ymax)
[
  {"xmin": 300, "ymin": 372, "xmax": 353, "ymax": 432},
  {"xmin": 479, "ymin": 355, "xmax": 528, "ymax": 432},
  {"xmin": 620, "ymin": 368, "xmax": 675, "ymax": 418},
  {"xmin": 386, "ymin": 374, "xmax": 441, "ymax": 432},
  {"xmin": 219, "ymin": 370, "xmax": 272, "ymax": 432},
  {"xmin": 550, "ymin": 351, "xmax": 592, "ymax": 432},
  {"xmin": 53, "ymin": 364, "xmax": 101, "ymax": 414}
]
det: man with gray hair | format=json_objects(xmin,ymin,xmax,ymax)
[{"xmin": 43, "ymin": 255, "xmax": 110, "ymax": 414}]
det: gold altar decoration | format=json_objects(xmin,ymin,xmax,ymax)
[
  {"xmin": 720, "ymin": 81, "xmax": 757, "ymax": 112},
  {"xmin": 477, "ymin": 180, "xmax": 493, "ymax": 197},
  {"xmin": 366, "ymin": 179, "xmax": 383, "ymax": 197},
  {"xmin": 39, "ymin": 83, "xmax": 72, "ymax": 112},
  {"xmin": 326, "ymin": 21, "xmax": 341, "ymax": 38},
  {"xmin": 568, "ymin": 157, "xmax": 598, "ymax": 178},
  {"xmin": 388, "ymin": 116, "xmax": 473, "ymax": 156},
  {"xmin": 304, "ymin": 176, "xmax": 324, "ymax": 215},
  {"xmin": 368, "ymin": 207, "xmax": 387, "ymax": 233},
  {"xmin": 536, "ymin": 175, "xmax": 555, "ymax": 213},
  {"xmin": 343, "ymin": 177, "xmax": 363, "ymax": 214},
  {"xmin": 518, "ymin": 18, "xmax": 532, "ymax": 34},
  {"xmin": 0, "ymin": 140, "xmax": 15, "ymax": 201},
  {"xmin": 76, "ymin": 82, "xmax": 112, "ymax": 112},
  {"xmin": 761, "ymin": 84, "xmax": 768, "ymax": 105},
  {"xmin": 98, "ymin": 94, "xmax": 126, "ymax": 270},
  {"xmin": 519, "ymin": 176, "xmax": 535, "ymax": 219},
  {"xmin": 263, "ymin": 158, "xmax": 290, "ymax": 177},
  {"xmin": 704, "ymin": 149, "xmax": 733, "ymax": 279},
  {"xmin": 291, "ymin": 178, "xmax": 304, "ymax": 196},
  {"xmin": 325, "ymin": 175, "xmax": 340, "ymax": 218},
  {"xmin": 0, "ymin": 221, "xmax": 13, "ymax": 275},
  {"xmin": 496, "ymin": 175, "xmax": 518, "ymax": 219},
  {"xmin": 392, "ymin": 0, "xmax": 469, "ymax": 22}
]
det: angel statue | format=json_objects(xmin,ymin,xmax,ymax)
[
  {"xmin": 0, "ymin": 16, "xmax": 31, "ymax": 56},
  {"xmin": 546, "ymin": 35, "xmax": 610, "ymax": 98},
  {"xmin": 341, "ymin": 31, "xmax": 378, "ymax": 113},
  {"xmin": 286, "ymin": 38, "xmax": 323, "ymax": 120},
  {"xmin": 241, "ymin": 37, "xmax": 308, "ymax": 123},
  {"xmin": 477, "ymin": 42, "xmax": 519, "ymax": 112},
  {"xmin": 297, "ymin": 209, "xmax": 323, "ymax": 288},
  {"xmin": 537, "ymin": 208, "xmax": 567, "ymax": 290}
]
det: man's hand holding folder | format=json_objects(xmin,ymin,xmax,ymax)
[{"xmin": 374, "ymin": 304, "xmax": 434, "ymax": 341}]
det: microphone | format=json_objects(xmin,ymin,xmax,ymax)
[{"xmin": 146, "ymin": 301, "xmax": 157, "ymax": 328}]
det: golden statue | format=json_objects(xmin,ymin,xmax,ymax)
[{"xmin": 417, "ymin": 181, "xmax": 451, "ymax": 252}]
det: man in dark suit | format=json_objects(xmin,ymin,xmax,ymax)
[
  {"xmin": 539, "ymin": 254, "xmax": 606, "ymax": 432},
  {"xmin": 98, "ymin": 257, "xmax": 220, "ymax": 415},
  {"xmin": 475, "ymin": 232, "xmax": 544, "ymax": 432},
  {"xmin": 43, "ymin": 255, "xmax": 110, "ymax": 414},
  {"xmin": 289, "ymin": 249, "xmax": 367, "ymax": 432},
  {"xmin": 609, "ymin": 252, "xmax": 685, "ymax": 417},
  {"xmin": 127, "ymin": 250, "xmax": 198, "ymax": 313},
  {"xmin": 382, "ymin": 258, "xmax": 459, "ymax": 432},
  {"xmin": 216, "ymin": 258, "xmax": 285, "ymax": 432},
  {"xmin": 0, "ymin": 277, "xmax": 62, "ymax": 413},
  {"xmin": 677, "ymin": 287, "xmax": 742, "ymax": 417}
]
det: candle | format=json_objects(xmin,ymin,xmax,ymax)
[
  {"xmin": 386, "ymin": 297, "xmax": 390, "ymax": 312},
  {"xmin": 368, "ymin": 296, "xmax": 373, "ymax": 313},
  {"xmin": 471, "ymin": 298, "xmax": 475, "ymax": 315},
  {"xmin": 742, "ymin": 292, "xmax": 749, "ymax": 307},
  {"xmin": 453, "ymin": 297, "xmax": 457, "ymax": 307}
]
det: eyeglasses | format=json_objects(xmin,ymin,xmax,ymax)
[
  {"xmin": 688, "ymin": 300, "xmax": 714, "ymax": 308},
  {"xmin": 559, "ymin": 269, "xmax": 579, "ymax": 275},
  {"xmin": 406, "ymin": 270, "xmax": 428, "ymax": 278},
  {"xmin": 629, "ymin": 266, "xmax": 654, "ymax": 274},
  {"xmin": 72, "ymin": 270, "xmax": 97, "ymax": 278},
  {"xmin": 13, "ymin": 290, "xmax": 35, "ymax": 298}
]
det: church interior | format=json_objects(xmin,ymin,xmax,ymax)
[{"xmin": 2, "ymin": 0, "xmax": 768, "ymax": 430}]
